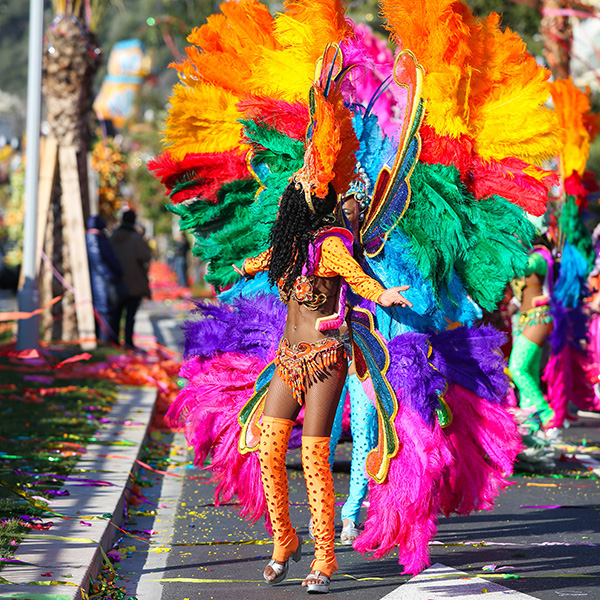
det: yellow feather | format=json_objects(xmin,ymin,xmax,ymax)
[
  {"xmin": 471, "ymin": 15, "xmax": 559, "ymax": 163},
  {"xmin": 165, "ymin": 82, "xmax": 244, "ymax": 160},
  {"xmin": 247, "ymin": 0, "xmax": 353, "ymax": 102},
  {"xmin": 165, "ymin": 0, "xmax": 354, "ymax": 156},
  {"xmin": 381, "ymin": 0, "xmax": 560, "ymax": 164}
]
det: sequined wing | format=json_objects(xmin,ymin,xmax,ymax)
[
  {"xmin": 360, "ymin": 51, "xmax": 425, "ymax": 258},
  {"xmin": 349, "ymin": 307, "xmax": 400, "ymax": 484}
]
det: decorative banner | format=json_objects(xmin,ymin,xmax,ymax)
[{"xmin": 93, "ymin": 39, "xmax": 151, "ymax": 128}]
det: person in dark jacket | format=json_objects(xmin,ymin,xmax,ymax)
[
  {"xmin": 86, "ymin": 215, "xmax": 124, "ymax": 343},
  {"xmin": 173, "ymin": 232, "xmax": 191, "ymax": 287},
  {"xmin": 109, "ymin": 210, "xmax": 152, "ymax": 350}
]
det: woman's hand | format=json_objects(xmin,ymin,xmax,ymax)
[
  {"xmin": 377, "ymin": 286, "xmax": 412, "ymax": 308},
  {"xmin": 232, "ymin": 263, "xmax": 246, "ymax": 277}
]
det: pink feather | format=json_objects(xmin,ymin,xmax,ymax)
[
  {"xmin": 439, "ymin": 384, "xmax": 522, "ymax": 516},
  {"xmin": 166, "ymin": 352, "xmax": 270, "ymax": 526},
  {"xmin": 543, "ymin": 345, "xmax": 598, "ymax": 428},
  {"xmin": 354, "ymin": 403, "xmax": 450, "ymax": 575},
  {"xmin": 354, "ymin": 384, "xmax": 521, "ymax": 575}
]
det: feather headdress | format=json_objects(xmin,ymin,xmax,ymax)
[{"xmin": 381, "ymin": 0, "xmax": 560, "ymax": 216}]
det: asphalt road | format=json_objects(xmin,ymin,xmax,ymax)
[{"xmin": 118, "ymin": 417, "xmax": 600, "ymax": 600}]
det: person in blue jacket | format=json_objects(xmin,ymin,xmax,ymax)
[{"xmin": 86, "ymin": 215, "xmax": 123, "ymax": 343}]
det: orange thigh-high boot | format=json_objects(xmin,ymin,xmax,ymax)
[
  {"xmin": 258, "ymin": 415, "xmax": 302, "ymax": 584},
  {"xmin": 302, "ymin": 435, "xmax": 338, "ymax": 592}
]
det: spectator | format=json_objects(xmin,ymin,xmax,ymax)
[
  {"xmin": 173, "ymin": 232, "xmax": 190, "ymax": 287},
  {"xmin": 109, "ymin": 210, "xmax": 151, "ymax": 350},
  {"xmin": 85, "ymin": 215, "xmax": 123, "ymax": 343}
]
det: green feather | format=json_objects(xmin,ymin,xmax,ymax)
[{"xmin": 397, "ymin": 162, "xmax": 535, "ymax": 311}]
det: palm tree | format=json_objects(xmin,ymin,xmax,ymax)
[
  {"xmin": 40, "ymin": 0, "xmax": 121, "ymax": 344},
  {"xmin": 539, "ymin": 0, "xmax": 573, "ymax": 79}
]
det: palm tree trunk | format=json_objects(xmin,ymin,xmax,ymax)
[
  {"xmin": 40, "ymin": 14, "xmax": 100, "ymax": 342},
  {"xmin": 540, "ymin": 0, "xmax": 573, "ymax": 79}
]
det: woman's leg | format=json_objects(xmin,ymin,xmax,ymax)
[
  {"xmin": 260, "ymin": 371, "xmax": 302, "ymax": 581},
  {"xmin": 302, "ymin": 359, "xmax": 348, "ymax": 583},
  {"xmin": 328, "ymin": 381, "xmax": 348, "ymax": 469},
  {"xmin": 509, "ymin": 321, "xmax": 554, "ymax": 426}
]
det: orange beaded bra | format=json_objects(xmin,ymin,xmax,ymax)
[{"xmin": 277, "ymin": 274, "xmax": 328, "ymax": 310}]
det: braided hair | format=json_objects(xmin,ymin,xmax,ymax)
[{"xmin": 267, "ymin": 182, "xmax": 337, "ymax": 293}]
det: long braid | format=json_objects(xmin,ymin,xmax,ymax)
[{"xmin": 268, "ymin": 183, "xmax": 337, "ymax": 292}]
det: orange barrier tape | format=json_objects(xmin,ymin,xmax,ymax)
[{"xmin": 0, "ymin": 295, "xmax": 62, "ymax": 322}]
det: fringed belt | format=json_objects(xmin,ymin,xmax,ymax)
[
  {"xmin": 515, "ymin": 304, "xmax": 552, "ymax": 335},
  {"xmin": 275, "ymin": 336, "xmax": 346, "ymax": 405}
]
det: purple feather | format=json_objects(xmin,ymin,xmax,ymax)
[
  {"xmin": 439, "ymin": 384, "xmax": 522, "ymax": 516},
  {"xmin": 355, "ymin": 403, "xmax": 449, "ymax": 574},
  {"xmin": 183, "ymin": 294, "xmax": 286, "ymax": 361},
  {"xmin": 429, "ymin": 325, "xmax": 509, "ymax": 402},
  {"xmin": 386, "ymin": 332, "xmax": 446, "ymax": 426}
]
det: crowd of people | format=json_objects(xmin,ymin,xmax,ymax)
[{"xmin": 85, "ymin": 209, "xmax": 154, "ymax": 350}]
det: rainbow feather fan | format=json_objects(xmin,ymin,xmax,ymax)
[
  {"xmin": 381, "ymin": 0, "xmax": 560, "ymax": 215},
  {"xmin": 149, "ymin": 0, "xmax": 359, "ymax": 288}
]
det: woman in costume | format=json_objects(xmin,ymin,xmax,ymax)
[
  {"xmin": 326, "ymin": 191, "xmax": 378, "ymax": 546},
  {"xmin": 234, "ymin": 181, "xmax": 411, "ymax": 592},
  {"xmin": 508, "ymin": 244, "xmax": 555, "ymax": 432},
  {"xmin": 508, "ymin": 77, "xmax": 599, "ymax": 435},
  {"xmin": 152, "ymin": 0, "xmax": 564, "ymax": 587}
]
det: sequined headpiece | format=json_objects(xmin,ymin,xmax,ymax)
[{"xmin": 343, "ymin": 164, "xmax": 371, "ymax": 222}]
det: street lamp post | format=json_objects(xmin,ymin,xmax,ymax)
[{"xmin": 16, "ymin": 0, "xmax": 44, "ymax": 350}]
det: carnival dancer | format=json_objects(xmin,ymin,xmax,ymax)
[
  {"xmin": 152, "ymin": 0, "xmax": 562, "ymax": 585},
  {"xmin": 508, "ymin": 243, "xmax": 555, "ymax": 431},
  {"xmin": 233, "ymin": 181, "xmax": 411, "ymax": 591},
  {"xmin": 538, "ymin": 78, "xmax": 599, "ymax": 427}
]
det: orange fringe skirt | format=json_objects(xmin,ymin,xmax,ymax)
[{"xmin": 275, "ymin": 336, "xmax": 346, "ymax": 405}]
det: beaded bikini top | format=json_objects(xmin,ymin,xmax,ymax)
[{"xmin": 277, "ymin": 275, "xmax": 328, "ymax": 310}]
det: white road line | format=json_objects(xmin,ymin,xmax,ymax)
[
  {"xmin": 380, "ymin": 563, "xmax": 536, "ymax": 599},
  {"xmin": 122, "ymin": 432, "xmax": 190, "ymax": 600},
  {"xmin": 574, "ymin": 453, "xmax": 600, "ymax": 476}
]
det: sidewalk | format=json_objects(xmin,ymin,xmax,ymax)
[
  {"xmin": 1, "ymin": 386, "xmax": 157, "ymax": 600},
  {"xmin": 0, "ymin": 301, "xmax": 185, "ymax": 600}
]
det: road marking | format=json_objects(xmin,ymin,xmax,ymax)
[
  {"xmin": 380, "ymin": 563, "xmax": 536, "ymax": 599},
  {"xmin": 574, "ymin": 453, "xmax": 600, "ymax": 476}
]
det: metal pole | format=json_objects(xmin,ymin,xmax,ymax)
[{"xmin": 16, "ymin": 0, "xmax": 44, "ymax": 350}]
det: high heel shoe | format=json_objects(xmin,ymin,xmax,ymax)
[
  {"xmin": 303, "ymin": 570, "xmax": 330, "ymax": 594},
  {"xmin": 263, "ymin": 535, "xmax": 303, "ymax": 585},
  {"xmin": 340, "ymin": 520, "xmax": 360, "ymax": 546}
]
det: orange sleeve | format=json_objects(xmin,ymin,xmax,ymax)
[
  {"xmin": 316, "ymin": 236, "xmax": 385, "ymax": 302},
  {"xmin": 242, "ymin": 248, "xmax": 272, "ymax": 277}
]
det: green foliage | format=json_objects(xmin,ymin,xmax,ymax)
[
  {"xmin": 0, "ymin": 2, "xmax": 38, "ymax": 100},
  {"xmin": 588, "ymin": 136, "xmax": 600, "ymax": 180}
]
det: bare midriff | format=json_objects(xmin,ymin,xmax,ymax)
[
  {"xmin": 283, "ymin": 275, "xmax": 341, "ymax": 344},
  {"xmin": 520, "ymin": 272, "xmax": 545, "ymax": 312}
]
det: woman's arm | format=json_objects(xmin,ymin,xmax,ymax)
[
  {"xmin": 232, "ymin": 248, "xmax": 272, "ymax": 279},
  {"xmin": 319, "ymin": 236, "xmax": 411, "ymax": 308}
]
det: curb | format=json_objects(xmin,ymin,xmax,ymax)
[{"xmin": 0, "ymin": 386, "xmax": 158, "ymax": 600}]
